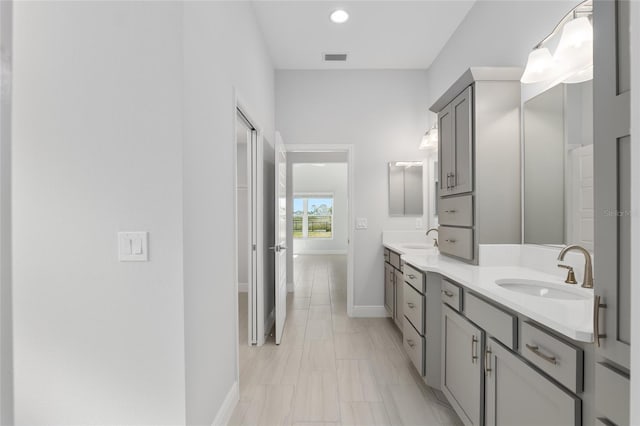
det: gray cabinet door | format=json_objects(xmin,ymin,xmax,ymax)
[
  {"xmin": 384, "ymin": 263, "xmax": 393, "ymax": 316},
  {"xmin": 484, "ymin": 338, "xmax": 580, "ymax": 426},
  {"xmin": 438, "ymin": 103, "xmax": 454, "ymax": 194},
  {"xmin": 451, "ymin": 86, "xmax": 473, "ymax": 195},
  {"xmin": 394, "ymin": 268, "xmax": 404, "ymax": 329},
  {"xmin": 593, "ymin": 0, "xmax": 631, "ymax": 369},
  {"xmin": 442, "ymin": 305, "xmax": 483, "ymax": 426}
]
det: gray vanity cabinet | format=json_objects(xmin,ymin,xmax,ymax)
[
  {"xmin": 593, "ymin": 0, "xmax": 631, "ymax": 423},
  {"xmin": 383, "ymin": 248, "xmax": 404, "ymax": 329},
  {"xmin": 484, "ymin": 339, "xmax": 581, "ymax": 426},
  {"xmin": 431, "ymin": 68, "xmax": 522, "ymax": 264},
  {"xmin": 439, "ymin": 86, "xmax": 473, "ymax": 196},
  {"xmin": 384, "ymin": 262, "xmax": 393, "ymax": 315},
  {"xmin": 442, "ymin": 305, "xmax": 483, "ymax": 426}
]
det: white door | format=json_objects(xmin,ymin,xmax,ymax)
[{"xmin": 274, "ymin": 132, "xmax": 287, "ymax": 344}]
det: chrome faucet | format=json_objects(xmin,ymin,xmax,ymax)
[
  {"xmin": 426, "ymin": 228, "xmax": 439, "ymax": 248},
  {"xmin": 557, "ymin": 245, "xmax": 594, "ymax": 289}
]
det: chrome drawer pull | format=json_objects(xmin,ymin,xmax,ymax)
[
  {"xmin": 594, "ymin": 295, "xmax": 607, "ymax": 347},
  {"xmin": 444, "ymin": 209, "xmax": 457, "ymax": 214},
  {"xmin": 407, "ymin": 302, "xmax": 415, "ymax": 309},
  {"xmin": 407, "ymin": 274, "xmax": 416, "ymax": 279},
  {"xmin": 471, "ymin": 336, "xmax": 478, "ymax": 363},
  {"xmin": 442, "ymin": 290, "xmax": 454, "ymax": 298},
  {"xmin": 445, "ymin": 239, "xmax": 457, "ymax": 243},
  {"xmin": 525, "ymin": 344, "xmax": 557, "ymax": 365},
  {"xmin": 406, "ymin": 339, "xmax": 415, "ymax": 348},
  {"xmin": 485, "ymin": 348, "xmax": 492, "ymax": 376}
]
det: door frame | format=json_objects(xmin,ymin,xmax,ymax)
[
  {"xmin": 232, "ymin": 91, "xmax": 267, "ymax": 366},
  {"xmin": 286, "ymin": 144, "xmax": 355, "ymax": 317}
]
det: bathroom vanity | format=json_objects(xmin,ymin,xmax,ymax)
[{"xmin": 381, "ymin": 244, "xmax": 596, "ymax": 426}]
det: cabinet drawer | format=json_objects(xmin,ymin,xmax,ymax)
[
  {"xmin": 404, "ymin": 263, "xmax": 425, "ymax": 293},
  {"xmin": 403, "ymin": 320, "xmax": 425, "ymax": 376},
  {"xmin": 404, "ymin": 282, "xmax": 425, "ymax": 335},
  {"xmin": 438, "ymin": 195, "xmax": 473, "ymax": 227},
  {"xmin": 438, "ymin": 226, "xmax": 474, "ymax": 260},
  {"xmin": 520, "ymin": 322, "xmax": 583, "ymax": 394},
  {"xmin": 389, "ymin": 250, "xmax": 401, "ymax": 270},
  {"xmin": 441, "ymin": 279, "xmax": 463, "ymax": 312},
  {"xmin": 465, "ymin": 293, "xmax": 517, "ymax": 349},
  {"xmin": 595, "ymin": 362, "xmax": 630, "ymax": 426}
]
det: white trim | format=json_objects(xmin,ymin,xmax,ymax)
[
  {"xmin": 351, "ymin": 305, "xmax": 390, "ymax": 318},
  {"xmin": 211, "ymin": 381, "xmax": 239, "ymax": 426},
  {"xmin": 293, "ymin": 250, "xmax": 347, "ymax": 255},
  {"xmin": 237, "ymin": 283, "xmax": 248, "ymax": 293},
  {"xmin": 286, "ymin": 144, "xmax": 355, "ymax": 317}
]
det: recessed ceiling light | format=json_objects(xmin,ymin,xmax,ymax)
[{"xmin": 330, "ymin": 9, "xmax": 349, "ymax": 24}]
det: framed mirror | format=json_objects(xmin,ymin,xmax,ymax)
[
  {"xmin": 523, "ymin": 81, "xmax": 593, "ymax": 250},
  {"xmin": 388, "ymin": 161, "xmax": 423, "ymax": 216}
]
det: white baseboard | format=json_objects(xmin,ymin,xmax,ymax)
[
  {"xmin": 351, "ymin": 305, "xmax": 390, "ymax": 318},
  {"xmin": 238, "ymin": 283, "xmax": 248, "ymax": 293},
  {"xmin": 293, "ymin": 249, "xmax": 348, "ymax": 255},
  {"xmin": 287, "ymin": 282, "xmax": 294, "ymax": 292},
  {"xmin": 212, "ymin": 381, "xmax": 239, "ymax": 426}
]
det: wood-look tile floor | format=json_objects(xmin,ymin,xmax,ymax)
[{"xmin": 231, "ymin": 255, "xmax": 462, "ymax": 426}]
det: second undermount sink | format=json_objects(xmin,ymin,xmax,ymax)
[
  {"xmin": 400, "ymin": 243, "xmax": 432, "ymax": 250},
  {"xmin": 495, "ymin": 279, "xmax": 590, "ymax": 301}
]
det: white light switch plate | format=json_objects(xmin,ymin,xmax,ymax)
[
  {"xmin": 118, "ymin": 232, "xmax": 148, "ymax": 261},
  {"xmin": 355, "ymin": 218, "xmax": 368, "ymax": 230},
  {"xmin": 415, "ymin": 218, "xmax": 423, "ymax": 229}
]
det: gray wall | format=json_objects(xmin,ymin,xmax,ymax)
[
  {"xmin": 13, "ymin": 2, "xmax": 186, "ymax": 423},
  {"xmin": 182, "ymin": 2, "xmax": 275, "ymax": 424},
  {"xmin": 0, "ymin": 1, "xmax": 12, "ymax": 423},
  {"xmin": 276, "ymin": 70, "xmax": 429, "ymax": 308}
]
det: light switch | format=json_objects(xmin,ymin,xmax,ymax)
[
  {"xmin": 118, "ymin": 232, "xmax": 148, "ymax": 261},
  {"xmin": 355, "ymin": 218, "xmax": 368, "ymax": 230},
  {"xmin": 415, "ymin": 218, "xmax": 423, "ymax": 229}
]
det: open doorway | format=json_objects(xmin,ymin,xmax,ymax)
[{"xmin": 286, "ymin": 146, "xmax": 354, "ymax": 318}]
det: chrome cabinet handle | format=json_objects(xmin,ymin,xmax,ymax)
[
  {"xmin": 407, "ymin": 302, "xmax": 415, "ymax": 309},
  {"xmin": 444, "ymin": 209, "xmax": 457, "ymax": 214},
  {"xmin": 594, "ymin": 295, "xmax": 607, "ymax": 347},
  {"xmin": 445, "ymin": 239, "xmax": 457, "ymax": 243},
  {"xmin": 442, "ymin": 290, "xmax": 454, "ymax": 298},
  {"xmin": 451, "ymin": 172, "xmax": 456, "ymax": 188},
  {"xmin": 525, "ymin": 344, "xmax": 557, "ymax": 365},
  {"xmin": 471, "ymin": 336, "xmax": 478, "ymax": 363},
  {"xmin": 485, "ymin": 348, "xmax": 492, "ymax": 376},
  {"xmin": 406, "ymin": 339, "xmax": 415, "ymax": 348},
  {"xmin": 407, "ymin": 274, "xmax": 416, "ymax": 279}
]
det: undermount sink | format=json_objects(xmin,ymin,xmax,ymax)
[
  {"xmin": 495, "ymin": 279, "xmax": 590, "ymax": 301},
  {"xmin": 400, "ymin": 243, "xmax": 432, "ymax": 250}
]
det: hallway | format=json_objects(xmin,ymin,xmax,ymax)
[{"xmin": 232, "ymin": 255, "xmax": 461, "ymax": 425}]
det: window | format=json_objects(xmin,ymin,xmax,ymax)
[{"xmin": 293, "ymin": 195, "xmax": 333, "ymax": 239}]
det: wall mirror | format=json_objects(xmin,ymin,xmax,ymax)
[
  {"xmin": 523, "ymin": 81, "xmax": 593, "ymax": 250},
  {"xmin": 388, "ymin": 161, "xmax": 423, "ymax": 216}
]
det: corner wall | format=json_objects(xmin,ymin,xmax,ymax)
[{"xmin": 182, "ymin": 2, "xmax": 275, "ymax": 424}]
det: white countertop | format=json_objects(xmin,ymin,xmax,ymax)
[{"xmin": 383, "ymin": 243, "xmax": 594, "ymax": 343}]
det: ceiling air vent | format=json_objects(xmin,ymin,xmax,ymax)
[{"xmin": 323, "ymin": 53, "xmax": 348, "ymax": 62}]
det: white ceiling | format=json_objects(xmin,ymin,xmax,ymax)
[{"xmin": 251, "ymin": 1, "xmax": 476, "ymax": 70}]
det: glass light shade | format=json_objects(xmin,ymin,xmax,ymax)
[
  {"xmin": 554, "ymin": 17, "xmax": 593, "ymax": 82},
  {"xmin": 419, "ymin": 127, "xmax": 438, "ymax": 150},
  {"xmin": 521, "ymin": 48, "xmax": 556, "ymax": 84}
]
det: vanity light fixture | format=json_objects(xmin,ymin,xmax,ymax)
[
  {"xmin": 395, "ymin": 161, "xmax": 422, "ymax": 168},
  {"xmin": 521, "ymin": 0, "xmax": 593, "ymax": 84},
  {"xmin": 330, "ymin": 9, "xmax": 349, "ymax": 24},
  {"xmin": 419, "ymin": 125, "xmax": 438, "ymax": 151}
]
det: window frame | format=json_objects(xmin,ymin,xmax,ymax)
[{"xmin": 293, "ymin": 193, "xmax": 334, "ymax": 240}]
